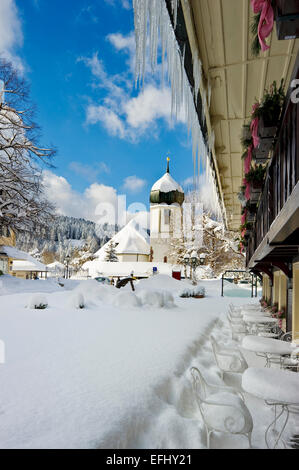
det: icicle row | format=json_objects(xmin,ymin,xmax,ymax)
[{"xmin": 133, "ymin": 0, "xmax": 223, "ymax": 219}]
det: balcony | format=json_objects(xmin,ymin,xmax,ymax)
[{"xmin": 247, "ymin": 54, "xmax": 299, "ymax": 271}]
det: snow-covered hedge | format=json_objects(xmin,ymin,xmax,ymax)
[
  {"xmin": 138, "ymin": 289, "xmax": 175, "ymax": 309},
  {"xmin": 69, "ymin": 292, "xmax": 85, "ymax": 309},
  {"xmin": 113, "ymin": 291, "xmax": 142, "ymax": 308},
  {"xmin": 28, "ymin": 294, "xmax": 48, "ymax": 309},
  {"xmin": 180, "ymin": 286, "xmax": 206, "ymax": 298}
]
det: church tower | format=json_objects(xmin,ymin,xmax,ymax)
[{"xmin": 150, "ymin": 158, "xmax": 184, "ymax": 263}]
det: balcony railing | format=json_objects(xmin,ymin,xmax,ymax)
[{"xmin": 247, "ymin": 60, "xmax": 299, "ymax": 266}]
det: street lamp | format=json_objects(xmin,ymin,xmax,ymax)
[
  {"xmin": 190, "ymin": 251, "xmax": 199, "ymax": 284},
  {"xmin": 65, "ymin": 255, "xmax": 71, "ymax": 279},
  {"xmin": 183, "ymin": 254, "xmax": 190, "ymax": 279},
  {"xmin": 199, "ymin": 253, "xmax": 206, "ymax": 266}
]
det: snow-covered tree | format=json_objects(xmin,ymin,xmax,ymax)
[
  {"xmin": 104, "ymin": 241, "xmax": 119, "ymax": 262},
  {"xmin": 199, "ymin": 214, "xmax": 245, "ymax": 276},
  {"xmin": 0, "ymin": 59, "xmax": 55, "ymax": 234},
  {"xmin": 169, "ymin": 190, "xmax": 245, "ymax": 278}
]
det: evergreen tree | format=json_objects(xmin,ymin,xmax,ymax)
[{"xmin": 104, "ymin": 241, "xmax": 119, "ymax": 262}]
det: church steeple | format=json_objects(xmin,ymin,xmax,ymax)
[{"xmin": 150, "ymin": 158, "xmax": 184, "ymax": 206}]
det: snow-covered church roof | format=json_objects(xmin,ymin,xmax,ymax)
[
  {"xmin": 85, "ymin": 218, "xmax": 150, "ymax": 264},
  {"xmin": 115, "ymin": 223, "xmax": 150, "ymax": 255},
  {"xmin": 150, "ymin": 160, "xmax": 184, "ymax": 206},
  {"xmin": 151, "ymin": 172, "xmax": 184, "ymax": 193}
]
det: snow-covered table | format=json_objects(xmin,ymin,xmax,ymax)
[
  {"xmin": 242, "ymin": 368, "xmax": 299, "ymax": 448},
  {"xmin": 241, "ymin": 309, "xmax": 271, "ymax": 317},
  {"xmin": 242, "ymin": 316, "xmax": 278, "ymax": 340},
  {"xmin": 242, "ymin": 304, "xmax": 261, "ymax": 310},
  {"xmin": 243, "ymin": 316, "xmax": 277, "ymax": 324},
  {"xmin": 242, "ymin": 336, "xmax": 293, "ymax": 356}
]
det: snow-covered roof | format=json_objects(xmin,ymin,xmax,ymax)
[
  {"xmin": 116, "ymin": 225, "xmax": 150, "ymax": 255},
  {"xmin": 151, "ymin": 172, "xmax": 183, "ymax": 193},
  {"xmin": 12, "ymin": 259, "xmax": 47, "ymax": 272},
  {"xmin": 85, "ymin": 261, "xmax": 176, "ymax": 278},
  {"xmin": 0, "ymin": 245, "xmax": 47, "ymax": 271},
  {"xmin": 47, "ymin": 261, "xmax": 65, "ymax": 271},
  {"xmin": 90, "ymin": 219, "xmax": 150, "ymax": 262},
  {"xmin": 0, "ymin": 246, "xmax": 29, "ymax": 260}
]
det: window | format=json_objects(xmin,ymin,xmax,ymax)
[{"xmin": 164, "ymin": 209, "xmax": 171, "ymax": 225}]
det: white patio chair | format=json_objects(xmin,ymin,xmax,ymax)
[
  {"xmin": 227, "ymin": 311, "xmax": 243, "ymax": 323},
  {"xmin": 227, "ymin": 315, "xmax": 247, "ymax": 341},
  {"xmin": 228, "ymin": 304, "xmax": 242, "ymax": 318},
  {"xmin": 210, "ymin": 335, "xmax": 248, "ymax": 378},
  {"xmin": 190, "ymin": 367, "xmax": 253, "ymax": 449}
]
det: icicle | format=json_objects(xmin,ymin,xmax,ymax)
[
  {"xmin": 171, "ymin": 0, "xmax": 178, "ymax": 29},
  {"xmin": 133, "ymin": 0, "xmax": 223, "ymax": 220}
]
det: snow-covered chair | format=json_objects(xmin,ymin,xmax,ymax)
[
  {"xmin": 190, "ymin": 367, "xmax": 253, "ymax": 449},
  {"xmin": 227, "ymin": 311, "xmax": 245, "ymax": 325},
  {"xmin": 227, "ymin": 315, "xmax": 248, "ymax": 341},
  {"xmin": 210, "ymin": 335, "xmax": 248, "ymax": 378},
  {"xmin": 228, "ymin": 304, "xmax": 242, "ymax": 318}
]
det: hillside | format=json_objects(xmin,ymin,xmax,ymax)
[{"xmin": 15, "ymin": 216, "xmax": 118, "ymax": 265}]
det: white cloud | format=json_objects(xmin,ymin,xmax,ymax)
[
  {"xmin": 124, "ymin": 85, "xmax": 185, "ymax": 130},
  {"xmin": 43, "ymin": 170, "xmax": 150, "ymax": 228},
  {"xmin": 107, "ymin": 32, "xmax": 135, "ymax": 53},
  {"xmin": 123, "ymin": 175, "xmax": 147, "ymax": 193},
  {"xmin": 42, "ymin": 170, "xmax": 118, "ymax": 224},
  {"xmin": 69, "ymin": 161, "xmax": 110, "ymax": 182},
  {"xmin": 79, "ymin": 30, "xmax": 186, "ymax": 142},
  {"xmin": 86, "ymin": 105, "xmax": 126, "ymax": 138},
  {"xmin": 104, "ymin": 0, "xmax": 131, "ymax": 10},
  {"xmin": 0, "ymin": 0, "xmax": 24, "ymax": 72},
  {"xmin": 75, "ymin": 5, "xmax": 99, "ymax": 24},
  {"xmin": 80, "ymin": 48, "xmax": 185, "ymax": 141}
]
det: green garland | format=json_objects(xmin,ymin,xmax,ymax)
[
  {"xmin": 245, "ymin": 165, "xmax": 266, "ymax": 184},
  {"xmin": 251, "ymin": 13, "xmax": 261, "ymax": 57},
  {"xmin": 252, "ymin": 80, "xmax": 285, "ymax": 125}
]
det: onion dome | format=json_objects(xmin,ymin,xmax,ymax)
[{"xmin": 150, "ymin": 158, "xmax": 184, "ymax": 206}]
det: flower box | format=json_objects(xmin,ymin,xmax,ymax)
[
  {"xmin": 247, "ymin": 212, "xmax": 256, "ymax": 224},
  {"xmin": 193, "ymin": 295, "xmax": 205, "ymax": 299},
  {"xmin": 275, "ymin": 0, "xmax": 299, "ymax": 40},
  {"xmin": 258, "ymin": 116, "xmax": 278, "ymax": 139},
  {"xmin": 255, "ymin": 137, "xmax": 273, "ymax": 162},
  {"xmin": 250, "ymin": 186, "xmax": 262, "ymax": 204}
]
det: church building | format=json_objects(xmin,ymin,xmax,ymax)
[{"xmin": 150, "ymin": 158, "xmax": 184, "ymax": 263}]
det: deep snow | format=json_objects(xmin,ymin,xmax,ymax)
[{"xmin": 0, "ymin": 275, "xmax": 295, "ymax": 449}]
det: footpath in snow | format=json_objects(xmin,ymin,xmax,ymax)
[{"xmin": 0, "ymin": 274, "xmax": 269, "ymax": 449}]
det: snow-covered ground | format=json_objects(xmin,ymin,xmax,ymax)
[{"xmin": 0, "ymin": 275, "xmax": 296, "ymax": 449}]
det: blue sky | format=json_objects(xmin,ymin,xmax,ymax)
[{"xmin": 0, "ymin": 0, "xmax": 195, "ymax": 223}]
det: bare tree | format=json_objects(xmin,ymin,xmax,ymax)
[{"xmin": 0, "ymin": 59, "xmax": 56, "ymax": 234}]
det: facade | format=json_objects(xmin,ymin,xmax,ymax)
[
  {"xmin": 0, "ymin": 244, "xmax": 48, "ymax": 279},
  {"xmin": 0, "ymin": 226, "xmax": 48, "ymax": 279},
  {"xmin": 150, "ymin": 160, "xmax": 184, "ymax": 263},
  {"xmin": 115, "ymin": 229, "xmax": 151, "ymax": 262},
  {"xmin": 247, "ymin": 56, "xmax": 299, "ymax": 339},
  {"xmin": 0, "ymin": 227, "xmax": 17, "ymax": 275}
]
